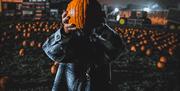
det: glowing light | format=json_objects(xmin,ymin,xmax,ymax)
[
  {"xmin": 116, "ymin": 15, "xmax": 120, "ymax": 21},
  {"xmin": 114, "ymin": 8, "xmax": 119, "ymax": 13},
  {"xmin": 119, "ymin": 18, "xmax": 125, "ymax": 25},
  {"xmin": 152, "ymin": 4, "xmax": 158, "ymax": 9},
  {"xmin": 143, "ymin": 8, "xmax": 151, "ymax": 12},
  {"xmin": 2, "ymin": 0, "xmax": 23, "ymax": 3}
]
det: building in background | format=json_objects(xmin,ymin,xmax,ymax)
[
  {"xmin": 22, "ymin": 0, "xmax": 49, "ymax": 20},
  {"xmin": 1, "ymin": 0, "xmax": 22, "ymax": 17},
  {"xmin": 49, "ymin": 0, "xmax": 69, "ymax": 21}
]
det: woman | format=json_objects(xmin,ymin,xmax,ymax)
[{"xmin": 42, "ymin": 0, "xmax": 124, "ymax": 91}]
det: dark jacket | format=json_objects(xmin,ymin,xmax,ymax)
[
  {"xmin": 42, "ymin": 23, "xmax": 124, "ymax": 64},
  {"xmin": 42, "ymin": 23, "xmax": 124, "ymax": 91}
]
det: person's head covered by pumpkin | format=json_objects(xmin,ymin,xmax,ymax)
[{"xmin": 62, "ymin": 0, "xmax": 105, "ymax": 34}]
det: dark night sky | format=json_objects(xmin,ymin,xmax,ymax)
[{"xmin": 97, "ymin": 0, "xmax": 180, "ymax": 9}]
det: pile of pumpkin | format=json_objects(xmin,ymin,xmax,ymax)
[
  {"xmin": 14, "ymin": 21, "xmax": 61, "ymax": 56},
  {"xmin": 148, "ymin": 11, "xmax": 168, "ymax": 25},
  {"xmin": 0, "ymin": 21, "xmax": 62, "ymax": 78},
  {"xmin": 149, "ymin": 16, "xmax": 167, "ymax": 25},
  {"xmin": 115, "ymin": 27, "xmax": 179, "ymax": 70}
]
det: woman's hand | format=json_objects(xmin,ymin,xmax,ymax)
[{"xmin": 62, "ymin": 11, "xmax": 76, "ymax": 33}]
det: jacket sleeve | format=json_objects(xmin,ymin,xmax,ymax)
[
  {"xmin": 42, "ymin": 28, "xmax": 71, "ymax": 62},
  {"xmin": 93, "ymin": 24, "xmax": 125, "ymax": 61}
]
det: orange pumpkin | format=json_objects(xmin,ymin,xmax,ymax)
[
  {"xmin": 1, "ymin": 37, "xmax": 5, "ymax": 42},
  {"xmin": 23, "ymin": 33, "xmax": 26, "ymax": 38},
  {"xmin": 159, "ymin": 56, "xmax": 167, "ymax": 63},
  {"xmin": 0, "ymin": 76, "xmax": 9, "ymax": 91},
  {"xmin": 46, "ymin": 29, "xmax": 49, "ymax": 32},
  {"xmin": 43, "ymin": 28, "xmax": 46, "ymax": 32},
  {"xmin": 168, "ymin": 48, "xmax": 174, "ymax": 55},
  {"xmin": 143, "ymin": 40, "xmax": 148, "ymax": 45},
  {"xmin": 139, "ymin": 41, "xmax": 143, "ymax": 45},
  {"xmin": 3, "ymin": 32, "xmax": 7, "ymax": 36},
  {"xmin": 51, "ymin": 63, "xmax": 59, "ymax": 75},
  {"xmin": 156, "ymin": 61, "xmax": 165, "ymax": 69},
  {"xmin": 30, "ymin": 41, "xmax": 35, "ymax": 47},
  {"xmin": 140, "ymin": 45, "xmax": 145, "ymax": 52},
  {"xmin": 157, "ymin": 46, "xmax": 162, "ymax": 51},
  {"xmin": 37, "ymin": 43, "xmax": 42, "ymax": 48},
  {"xmin": 34, "ymin": 28, "xmax": 37, "ymax": 32},
  {"xmin": 66, "ymin": 0, "xmax": 89, "ymax": 29},
  {"xmin": 135, "ymin": 44, "xmax": 139, "ymax": 47},
  {"xmin": 127, "ymin": 40, "xmax": 131, "ymax": 43},
  {"xmin": 145, "ymin": 49, "xmax": 152, "ymax": 56},
  {"xmin": 19, "ymin": 48, "xmax": 25, "ymax": 56},
  {"xmin": 22, "ymin": 41, "xmax": 27, "ymax": 46},
  {"xmin": 130, "ymin": 45, "xmax": 136, "ymax": 52},
  {"xmin": 15, "ymin": 35, "xmax": 19, "ymax": 39},
  {"xmin": 26, "ymin": 33, "xmax": 30, "ymax": 38}
]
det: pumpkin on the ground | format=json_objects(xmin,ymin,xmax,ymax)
[
  {"xmin": 157, "ymin": 61, "xmax": 165, "ymax": 69},
  {"xmin": 159, "ymin": 56, "xmax": 167, "ymax": 63},
  {"xmin": 51, "ymin": 63, "xmax": 59, "ymax": 75},
  {"xmin": 130, "ymin": 45, "xmax": 136, "ymax": 52},
  {"xmin": 19, "ymin": 48, "xmax": 25, "ymax": 56},
  {"xmin": 0, "ymin": 76, "xmax": 9, "ymax": 91}
]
